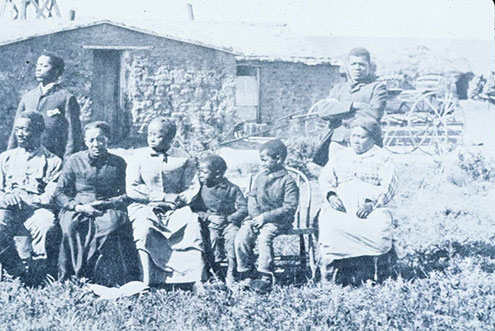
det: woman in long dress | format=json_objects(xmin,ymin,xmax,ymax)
[
  {"xmin": 55, "ymin": 121, "xmax": 140, "ymax": 286},
  {"xmin": 318, "ymin": 116, "xmax": 398, "ymax": 285}
]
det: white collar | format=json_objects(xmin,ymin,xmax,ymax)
[{"xmin": 39, "ymin": 82, "xmax": 57, "ymax": 95}]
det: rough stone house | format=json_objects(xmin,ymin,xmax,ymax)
[{"xmin": 0, "ymin": 19, "xmax": 339, "ymax": 149}]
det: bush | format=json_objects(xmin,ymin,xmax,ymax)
[{"xmin": 457, "ymin": 148, "xmax": 495, "ymax": 181}]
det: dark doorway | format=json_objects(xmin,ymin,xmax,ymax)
[{"xmin": 91, "ymin": 50, "xmax": 128, "ymax": 143}]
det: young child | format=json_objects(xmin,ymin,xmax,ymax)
[
  {"xmin": 195, "ymin": 155, "xmax": 248, "ymax": 286},
  {"xmin": 234, "ymin": 139, "xmax": 299, "ymax": 291}
]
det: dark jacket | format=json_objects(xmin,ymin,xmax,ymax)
[
  {"xmin": 312, "ymin": 77, "xmax": 388, "ymax": 166},
  {"xmin": 192, "ymin": 178, "xmax": 248, "ymax": 227},
  {"xmin": 248, "ymin": 168, "xmax": 299, "ymax": 227},
  {"xmin": 8, "ymin": 84, "xmax": 83, "ymax": 160}
]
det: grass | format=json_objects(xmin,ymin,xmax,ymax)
[{"xmin": 3, "ymin": 147, "xmax": 495, "ymax": 330}]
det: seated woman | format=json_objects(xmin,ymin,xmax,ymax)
[
  {"xmin": 318, "ymin": 116, "xmax": 398, "ymax": 286},
  {"xmin": 126, "ymin": 117, "xmax": 205, "ymax": 287},
  {"xmin": 55, "ymin": 121, "xmax": 140, "ymax": 286}
]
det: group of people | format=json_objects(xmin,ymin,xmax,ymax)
[{"xmin": 0, "ymin": 46, "xmax": 399, "ymax": 292}]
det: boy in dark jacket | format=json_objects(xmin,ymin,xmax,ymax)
[
  {"xmin": 235, "ymin": 139, "xmax": 299, "ymax": 291},
  {"xmin": 8, "ymin": 53, "xmax": 83, "ymax": 160},
  {"xmin": 196, "ymin": 155, "xmax": 247, "ymax": 285}
]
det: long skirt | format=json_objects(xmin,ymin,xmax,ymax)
[
  {"xmin": 128, "ymin": 204, "xmax": 205, "ymax": 285},
  {"xmin": 58, "ymin": 208, "xmax": 141, "ymax": 286},
  {"xmin": 318, "ymin": 180, "xmax": 394, "ymax": 264}
]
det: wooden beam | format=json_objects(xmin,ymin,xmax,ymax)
[
  {"xmin": 82, "ymin": 45, "xmax": 153, "ymax": 50},
  {"xmin": 18, "ymin": 0, "xmax": 26, "ymax": 19},
  {"xmin": 36, "ymin": 0, "xmax": 49, "ymax": 18},
  {"xmin": 0, "ymin": 1, "xmax": 8, "ymax": 19},
  {"xmin": 256, "ymin": 66, "xmax": 261, "ymax": 123},
  {"xmin": 51, "ymin": 0, "xmax": 60, "ymax": 17}
]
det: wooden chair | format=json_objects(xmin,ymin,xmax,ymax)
[{"xmin": 249, "ymin": 166, "xmax": 317, "ymax": 283}]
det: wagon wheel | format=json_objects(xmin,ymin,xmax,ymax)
[
  {"xmin": 304, "ymin": 102, "xmax": 327, "ymax": 137},
  {"xmin": 381, "ymin": 102, "xmax": 419, "ymax": 154},
  {"xmin": 407, "ymin": 91, "xmax": 464, "ymax": 155}
]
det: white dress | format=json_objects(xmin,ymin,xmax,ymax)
[{"xmin": 318, "ymin": 145, "xmax": 397, "ymax": 263}]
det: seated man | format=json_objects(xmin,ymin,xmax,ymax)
[
  {"xmin": 126, "ymin": 117, "xmax": 205, "ymax": 286},
  {"xmin": 0, "ymin": 111, "xmax": 62, "ymax": 285},
  {"xmin": 312, "ymin": 47, "xmax": 388, "ymax": 166}
]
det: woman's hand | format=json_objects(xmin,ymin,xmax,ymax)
[
  {"xmin": 356, "ymin": 202, "xmax": 374, "ymax": 219},
  {"xmin": 328, "ymin": 195, "xmax": 346, "ymax": 212},
  {"xmin": 75, "ymin": 204, "xmax": 104, "ymax": 217}
]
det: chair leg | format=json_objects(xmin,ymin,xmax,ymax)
[
  {"xmin": 308, "ymin": 234, "xmax": 317, "ymax": 280},
  {"xmin": 299, "ymin": 234, "xmax": 306, "ymax": 273}
]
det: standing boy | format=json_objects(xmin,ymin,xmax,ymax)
[
  {"xmin": 8, "ymin": 53, "xmax": 83, "ymax": 160},
  {"xmin": 195, "ymin": 155, "xmax": 247, "ymax": 286},
  {"xmin": 235, "ymin": 139, "xmax": 299, "ymax": 292}
]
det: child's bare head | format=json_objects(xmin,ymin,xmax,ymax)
[
  {"xmin": 147, "ymin": 117, "xmax": 176, "ymax": 152},
  {"xmin": 259, "ymin": 139, "xmax": 287, "ymax": 173},
  {"xmin": 199, "ymin": 155, "xmax": 227, "ymax": 186},
  {"xmin": 259, "ymin": 139, "xmax": 287, "ymax": 161}
]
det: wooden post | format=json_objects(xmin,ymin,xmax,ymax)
[
  {"xmin": 18, "ymin": 0, "xmax": 26, "ymax": 19},
  {"xmin": 187, "ymin": 3, "xmax": 194, "ymax": 21},
  {"xmin": 256, "ymin": 66, "xmax": 261, "ymax": 123},
  {"xmin": 0, "ymin": 1, "xmax": 8, "ymax": 19}
]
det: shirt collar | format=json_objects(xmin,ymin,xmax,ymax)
[
  {"xmin": 39, "ymin": 82, "xmax": 58, "ymax": 96},
  {"xmin": 355, "ymin": 145, "xmax": 381, "ymax": 158},
  {"xmin": 263, "ymin": 168, "xmax": 288, "ymax": 179},
  {"xmin": 348, "ymin": 75, "xmax": 373, "ymax": 92},
  {"xmin": 21, "ymin": 145, "xmax": 43, "ymax": 159},
  {"xmin": 148, "ymin": 147, "xmax": 169, "ymax": 161},
  {"xmin": 87, "ymin": 150, "xmax": 109, "ymax": 167}
]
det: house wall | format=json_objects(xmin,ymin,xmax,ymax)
[
  {"xmin": 0, "ymin": 24, "xmax": 339, "ymax": 151},
  {"xmin": 256, "ymin": 61, "xmax": 339, "ymax": 123},
  {"xmin": 0, "ymin": 24, "xmax": 237, "ymax": 150}
]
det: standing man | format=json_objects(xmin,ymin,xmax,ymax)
[
  {"xmin": 8, "ymin": 52, "xmax": 83, "ymax": 160},
  {"xmin": 0, "ymin": 111, "xmax": 62, "ymax": 285},
  {"xmin": 312, "ymin": 47, "xmax": 388, "ymax": 166}
]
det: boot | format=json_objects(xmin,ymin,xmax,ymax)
[
  {"xmin": 0, "ymin": 244, "xmax": 36, "ymax": 286},
  {"xmin": 249, "ymin": 272, "xmax": 273, "ymax": 294}
]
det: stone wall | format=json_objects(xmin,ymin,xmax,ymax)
[{"xmin": 256, "ymin": 61, "xmax": 339, "ymax": 124}]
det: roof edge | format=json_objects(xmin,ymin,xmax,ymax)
[{"xmin": 0, "ymin": 19, "xmax": 239, "ymax": 55}]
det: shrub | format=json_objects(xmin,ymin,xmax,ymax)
[{"xmin": 457, "ymin": 148, "xmax": 495, "ymax": 181}]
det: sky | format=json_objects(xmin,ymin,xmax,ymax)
[{"xmin": 57, "ymin": 0, "xmax": 495, "ymax": 40}]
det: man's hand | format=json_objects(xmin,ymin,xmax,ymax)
[
  {"xmin": 1, "ymin": 192, "xmax": 24, "ymax": 209},
  {"xmin": 75, "ymin": 204, "xmax": 104, "ymax": 217},
  {"xmin": 356, "ymin": 202, "xmax": 374, "ymax": 219},
  {"xmin": 208, "ymin": 215, "xmax": 227, "ymax": 230},
  {"xmin": 252, "ymin": 215, "xmax": 265, "ymax": 229},
  {"xmin": 328, "ymin": 195, "xmax": 346, "ymax": 213}
]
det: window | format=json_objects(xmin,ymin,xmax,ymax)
[{"xmin": 235, "ymin": 66, "xmax": 259, "ymax": 121}]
